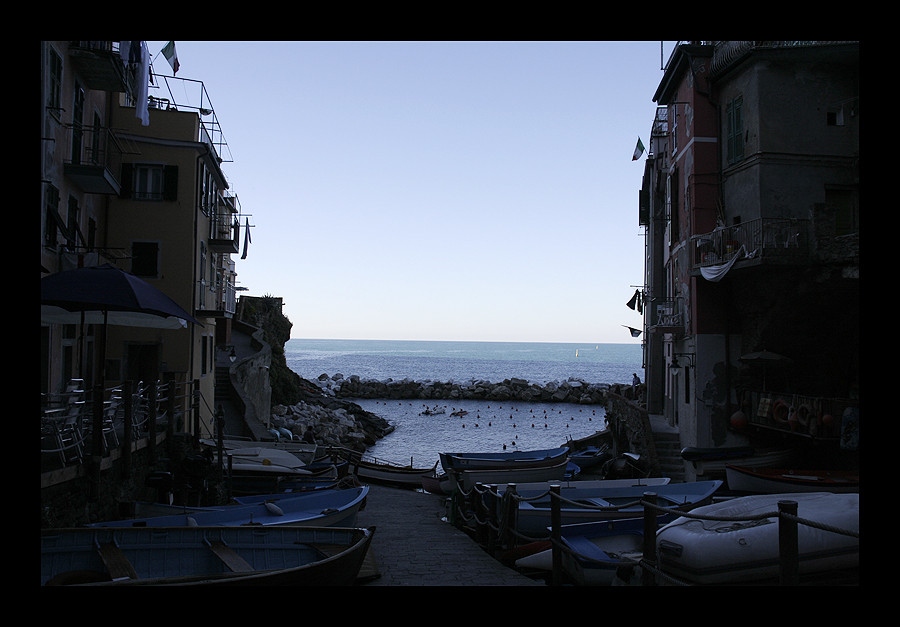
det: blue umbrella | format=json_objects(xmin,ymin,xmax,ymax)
[
  {"xmin": 41, "ymin": 264, "xmax": 201, "ymax": 385},
  {"xmin": 41, "ymin": 264, "xmax": 201, "ymax": 328}
]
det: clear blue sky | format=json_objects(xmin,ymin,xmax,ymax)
[{"xmin": 147, "ymin": 41, "xmax": 676, "ymax": 344}]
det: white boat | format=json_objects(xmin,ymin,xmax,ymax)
[
  {"xmin": 223, "ymin": 447, "xmax": 312, "ymax": 475},
  {"xmin": 656, "ymin": 492, "xmax": 859, "ymax": 584},
  {"xmin": 449, "ymin": 458, "xmax": 570, "ymax": 492},
  {"xmin": 684, "ymin": 447, "xmax": 796, "ymax": 478},
  {"xmin": 202, "ymin": 439, "xmax": 318, "ymax": 465}
]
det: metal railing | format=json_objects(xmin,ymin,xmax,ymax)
[{"xmin": 690, "ymin": 217, "xmax": 809, "ymax": 269}]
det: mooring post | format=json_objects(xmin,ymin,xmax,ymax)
[
  {"xmin": 641, "ymin": 492, "xmax": 658, "ymax": 586},
  {"xmin": 778, "ymin": 500, "xmax": 800, "ymax": 585},
  {"xmin": 550, "ymin": 484, "xmax": 562, "ymax": 586}
]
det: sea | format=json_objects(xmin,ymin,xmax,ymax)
[{"xmin": 284, "ymin": 339, "xmax": 643, "ymax": 469}]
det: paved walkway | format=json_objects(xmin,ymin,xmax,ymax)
[{"xmin": 353, "ymin": 484, "xmax": 543, "ymax": 586}]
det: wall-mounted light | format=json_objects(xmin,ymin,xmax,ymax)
[{"xmin": 670, "ymin": 353, "xmax": 695, "ymax": 372}]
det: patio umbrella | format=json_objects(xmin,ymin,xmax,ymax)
[
  {"xmin": 41, "ymin": 264, "xmax": 201, "ymax": 383},
  {"xmin": 41, "ymin": 264, "xmax": 201, "ymax": 329}
]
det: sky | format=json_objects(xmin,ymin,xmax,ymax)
[{"xmin": 146, "ymin": 41, "xmax": 677, "ymax": 345}]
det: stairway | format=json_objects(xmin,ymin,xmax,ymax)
[{"xmin": 652, "ymin": 429, "xmax": 686, "ymax": 483}]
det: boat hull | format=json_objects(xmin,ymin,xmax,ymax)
[
  {"xmin": 450, "ymin": 458, "xmax": 570, "ymax": 492},
  {"xmin": 90, "ymin": 487, "xmax": 369, "ymax": 529},
  {"xmin": 41, "ymin": 526, "xmax": 373, "ymax": 586},
  {"xmin": 440, "ymin": 447, "xmax": 569, "ymax": 472},
  {"xmin": 656, "ymin": 492, "xmax": 859, "ymax": 584},
  {"xmin": 512, "ymin": 480, "xmax": 722, "ymax": 537},
  {"xmin": 725, "ymin": 465, "xmax": 859, "ymax": 494}
]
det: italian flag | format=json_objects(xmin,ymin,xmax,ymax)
[
  {"xmin": 162, "ymin": 41, "xmax": 180, "ymax": 74},
  {"xmin": 632, "ymin": 137, "xmax": 645, "ymax": 161}
]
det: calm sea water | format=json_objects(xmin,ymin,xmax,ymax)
[{"xmin": 285, "ymin": 339, "xmax": 642, "ymax": 467}]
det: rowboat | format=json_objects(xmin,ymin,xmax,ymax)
[
  {"xmin": 510, "ymin": 480, "xmax": 723, "ymax": 537},
  {"xmin": 201, "ymin": 438, "xmax": 319, "ymax": 465},
  {"xmin": 496, "ymin": 477, "xmax": 671, "ymax": 493},
  {"xmin": 682, "ymin": 447, "xmax": 796, "ymax": 478},
  {"xmin": 90, "ymin": 487, "xmax": 369, "ymax": 529},
  {"xmin": 41, "ymin": 525, "xmax": 374, "ymax": 586},
  {"xmin": 353, "ymin": 457, "xmax": 438, "ymax": 489},
  {"xmin": 420, "ymin": 468, "xmax": 453, "ymax": 495},
  {"xmin": 514, "ymin": 517, "xmax": 647, "ymax": 585},
  {"xmin": 568, "ymin": 445, "xmax": 612, "ymax": 471},
  {"xmin": 656, "ymin": 492, "xmax": 859, "ymax": 584},
  {"xmin": 449, "ymin": 458, "xmax": 570, "ymax": 492},
  {"xmin": 725, "ymin": 465, "xmax": 859, "ymax": 494},
  {"xmin": 440, "ymin": 446, "xmax": 569, "ymax": 471}
]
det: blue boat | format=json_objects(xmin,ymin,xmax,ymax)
[
  {"xmin": 42, "ymin": 525, "xmax": 373, "ymax": 586},
  {"xmin": 440, "ymin": 447, "xmax": 569, "ymax": 472},
  {"xmin": 91, "ymin": 487, "xmax": 369, "ymax": 529},
  {"xmin": 514, "ymin": 517, "xmax": 647, "ymax": 585},
  {"xmin": 568, "ymin": 445, "xmax": 612, "ymax": 471},
  {"xmin": 511, "ymin": 480, "xmax": 723, "ymax": 537}
]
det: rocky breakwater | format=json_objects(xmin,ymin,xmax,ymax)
[
  {"xmin": 270, "ymin": 378, "xmax": 394, "ymax": 453},
  {"xmin": 315, "ymin": 373, "xmax": 610, "ymax": 405}
]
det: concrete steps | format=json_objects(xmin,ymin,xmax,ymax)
[{"xmin": 652, "ymin": 430, "xmax": 686, "ymax": 483}]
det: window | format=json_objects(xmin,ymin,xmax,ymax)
[
  {"xmin": 131, "ymin": 241, "xmax": 159, "ymax": 277},
  {"xmin": 47, "ymin": 47, "xmax": 62, "ymax": 115},
  {"xmin": 44, "ymin": 185, "xmax": 61, "ymax": 248},
  {"xmin": 726, "ymin": 96, "xmax": 744, "ymax": 164},
  {"xmin": 134, "ymin": 164, "xmax": 165, "ymax": 200},
  {"xmin": 120, "ymin": 164, "xmax": 178, "ymax": 201}
]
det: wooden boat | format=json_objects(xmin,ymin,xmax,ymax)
[
  {"xmin": 514, "ymin": 517, "xmax": 647, "ymax": 585},
  {"xmin": 90, "ymin": 487, "xmax": 369, "ymax": 529},
  {"xmin": 496, "ymin": 477, "xmax": 671, "ymax": 493},
  {"xmin": 656, "ymin": 492, "xmax": 859, "ymax": 584},
  {"xmin": 682, "ymin": 447, "xmax": 796, "ymax": 478},
  {"xmin": 440, "ymin": 446, "xmax": 569, "ymax": 471},
  {"xmin": 41, "ymin": 525, "xmax": 374, "ymax": 586},
  {"xmin": 511, "ymin": 480, "xmax": 723, "ymax": 537},
  {"xmin": 420, "ymin": 468, "xmax": 453, "ymax": 495},
  {"xmin": 725, "ymin": 465, "xmax": 859, "ymax": 494},
  {"xmin": 353, "ymin": 457, "xmax": 438, "ymax": 489},
  {"xmin": 568, "ymin": 445, "xmax": 612, "ymax": 471},
  {"xmin": 449, "ymin": 458, "xmax": 570, "ymax": 492},
  {"xmin": 201, "ymin": 438, "xmax": 319, "ymax": 465}
]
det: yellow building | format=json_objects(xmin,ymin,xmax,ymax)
[{"xmin": 41, "ymin": 41, "xmax": 247, "ymax": 439}]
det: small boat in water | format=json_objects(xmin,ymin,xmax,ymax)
[
  {"xmin": 656, "ymin": 492, "xmax": 859, "ymax": 585},
  {"xmin": 41, "ymin": 525, "xmax": 374, "ymax": 586},
  {"xmin": 725, "ymin": 465, "xmax": 859, "ymax": 494},
  {"xmin": 90, "ymin": 487, "xmax": 369, "ymax": 529}
]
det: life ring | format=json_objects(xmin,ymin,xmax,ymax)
[
  {"xmin": 794, "ymin": 403, "xmax": 813, "ymax": 428},
  {"xmin": 772, "ymin": 400, "xmax": 790, "ymax": 425}
]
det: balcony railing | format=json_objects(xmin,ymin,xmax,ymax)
[
  {"xmin": 691, "ymin": 218, "xmax": 809, "ymax": 270},
  {"xmin": 62, "ymin": 123, "xmax": 131, "ymax": 195}
]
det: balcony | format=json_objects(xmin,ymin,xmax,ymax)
[
  {"xmin": 691, "ymin": 218, "xmax": 810, "ymax": 273},
  {"xmin": 209, "ymin": 194, "xmax": 241, "ymax": 254},
  {"xmin": 68, "ymin": 41, "xmax": 131, "ymax": 93},
  {"xmin": 649, "ymin": 298, "xmax": 684, "ymax": 335},
  {"xmin": 63, "ymin": 123, "xmax": 133, "ymax": 195}
]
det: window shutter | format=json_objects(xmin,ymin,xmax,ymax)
[
  {"xmin": 120, "ymin": 163, "xmax": 133, "ymax": 198},
  {"xmin": 163, "ymin": 165, "xmax": 179, "ymax": 201}
]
